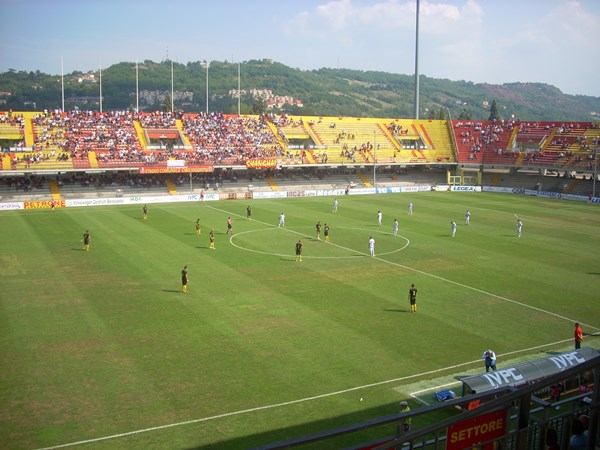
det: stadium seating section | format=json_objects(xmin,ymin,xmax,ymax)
[{"xmin": 1, "ymin": 111, "xmax": 598, "ymax": 172}]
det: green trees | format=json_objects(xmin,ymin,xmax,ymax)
[
  {"xmin": 0, "ymin": 61, "xmax": 597, "ymax": 120},
  {"xmin": 488, "ymin": 99, "xmax": 501, "ymax": 121}
]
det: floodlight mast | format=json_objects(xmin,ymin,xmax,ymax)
[
  {"xmin": 204, "ymin": 61, "xmax": 209, "ymax": 114},
  {"xmin": 99, "ymin": 57, "xmax": 103, "ymax": 113},
  {"xmin": 135, "ymin": 59, "xmax": 139, "ymax": 113},
  {"xmin": 413, "ymin": 0, "xmax": 420, "ymax": 119}
]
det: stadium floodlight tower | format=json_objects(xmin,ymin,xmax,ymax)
[
  {"xmin": 413, "ymin": 0, "xmax": 420, "ymax": 119},
  {"xmin": 202, "ymin": 60, "xmax": 210, "ymax": 114}
]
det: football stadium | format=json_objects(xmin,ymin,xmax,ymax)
[{"xmin": 1, "ymin": 108, "xmax": 599, "ymax": 450}]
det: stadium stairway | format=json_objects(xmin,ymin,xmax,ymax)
[
  {"xmin": 267, "ymin": 121, "xmax": 288, "ymax": 151},
  {"xmin": 416, "ymin": 124, "xmax": 434, "ymax": 148},
  {"xmin": 23, "ymin": 112, "xmax": 36, "ymax": 147},
  {"xmin": 48, "ymin": 180, "xmax": 61, "ymax": 200},
  {"xmin": 176, "ymin": 119, "xmax": 192, "ymax": 147},
  {"xmin": 515, "ymin": 152, "xmax": 525, "ymax": 165},
  {"xmin": 165, "ymin": 177, "xmax": 178, "ymax": 195},
  {"xmin": 379, "ymin": 123, "xmax": 402, "ymax": 152},
  {"xmin": 357, "ymin": 172, "xmax": 372, "ymax": 188},
  {"xmin": 304, "ymin": 150, "xmax": 317, "ymax": 164},
  {"xmin": 507, "ymin": 126, "xmax": 519, "ymax": 149},
  {"xmin": 2, "ymin": 154, "xmax": 11, "ymax": 170},
  {"xmin": 134, "ymin": 120, "xmax": 148, "ymax": 150},
  {"xmin": 88, "ymin": 151, "xmax": 99, "ymax": 169},
  {"xmin": 266, "ymin": 176, "xmax": 280, "ymax": 191},
  {"xmin": 304, "ymin": 123, "xmax": 323, "ymax": 146}
]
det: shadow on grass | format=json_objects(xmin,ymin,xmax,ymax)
[
  {"xmin": 383, "ymin": 308, "xmax": 410, "ymax": 313},
  {"xmin": 162, "ymin": 289, "xmax": 181, "ymax": 293},
  {"xmin": 184, "ymin": 401, "xmax": 402, "ymax": 450}
]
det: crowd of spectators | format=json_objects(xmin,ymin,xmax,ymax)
[
  {"xmin": 3, "ymin": 112, "xmax": 599, "ymax": 172},
  {"xmin": 138, "ymin": 110, "xmax": 182, "ymax": 128},
  {"xmin": 182, "ymin": 112, "xmax": 283, "ymax": 164},
  {"xmin": 12, "ymin": 150, "xmax": 70, "ymax": 168},
  {"xmin": 455, "ymin": 121, "xmax": 513, "ymax": 158},
  {"xmin": 31, "ymin": 110, "xmax": 140, "ymax": 161},
  {"xmin": 0, "ymin": 111, "xmax": 26, "ymax": 129}
]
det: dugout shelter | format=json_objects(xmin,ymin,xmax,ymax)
[{"xmin": 460, "ymin": 347, "xmax": 599, "ymax": 396}]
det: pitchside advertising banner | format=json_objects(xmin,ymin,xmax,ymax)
[
  {"xmin": 446, "ymin": 409, "xmax": 507, "ymax": 450},
  {"xmin": 0, "ymin": 185, "xmax": 595, "ymax": 210},
  {"xmin": 20, "ymin": 200, "xmax": 66, "ymax": 209}
]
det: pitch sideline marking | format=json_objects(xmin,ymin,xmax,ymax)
[
  {"xmin": 37, "ymin": 204, "xmax": 599, "ymax": 449},
  {"xmin": 405, "ymin": 336, "xmax": 599, "ymax": 406},
  {"xmin": 38, "ymin": 335, "xmax": 600, "ymax": 450}
]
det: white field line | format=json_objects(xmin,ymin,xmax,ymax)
[
  {"xmin": 37, "ymin": 205, "xmax": 599, "ymax": 449},
  {"xmin": 208, "ymin": 204, "xmax": 600, "ymax": 332},
  {"xmin": 39, "ymin": 336, "xmax": 599, "ymax": 450}
]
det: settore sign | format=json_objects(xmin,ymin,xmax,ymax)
[
  {"xmin": 447, "ymin": 409, "xmax": 507, "ymax": 450},
  {"xmin": 461, "ymin": 348, "xmax": 599, "ymax": 395}
]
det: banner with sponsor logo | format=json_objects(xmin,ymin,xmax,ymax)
[
  {"xmin": 461, "ymin": 348, "xmax": 598, "ymax": 395},
  {"xmin": 0, "ymin": 202, "xmax": 24, "ymax": 210},
  {"xmin": 246, "ymin": 158, "xmax": 278, "ymax": 169},
  {"xmin": 138, "ymin": 165, "xmax": 213, "ymax": 174},
  {"xmin": 252, "ymin": 191, "xmax": 288, "ymax": 199},
  {"xmin": 446, "ymin": 409, "xmax": 507, "ymax": 450},
  {"xmin": 23, "ymin": 200, "xmax": 66, "ymax": 209},
  {"xmin": 450, "ymin": 186, "xmax": 482, "ymax": 192},
  {"xmin": 220, "ymin": 192, "xmax": 252, "ymax": 200}
]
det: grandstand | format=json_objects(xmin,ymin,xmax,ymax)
[{"xmin": 0, "ymin": 111, "xmax": 598, "ymax": 201}]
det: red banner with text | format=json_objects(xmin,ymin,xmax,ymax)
[
  {"xmin": 138, "ymin": 165, "xmax": 213, "ymax": 174},
  {"xmin": 246, "ymin": 158, "xmax": 278, "ymax": 169},
  {"xmin": 23, "ymin": 200, "xmax": 66, "ymax": 209},
  {"xmin": 446, "ymin": 409, "xmax": 507, "ymax": 450}
]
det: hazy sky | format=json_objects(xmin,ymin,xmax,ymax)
[{"xmin": 1, "ymin": 0, "xmax": 599, "ymax": 96}]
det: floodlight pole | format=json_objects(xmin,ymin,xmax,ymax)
[
  {"xmin": 413, "ymin": 0, "xmax": 420, "ymax": 119},
  {"xmin": 171, "ymin": 60, "xmax": 174, "ymax": 112},
  {"xmin": 135, "ymin": 59, "xmax": 139, "ymax": 113},
  {"xmin": 99, "ymin": 57, "xmax": 103, "ymax": 113},
  {"xmin": 205, "ymin": 61, "xmax": 209, "ymax": 114}
]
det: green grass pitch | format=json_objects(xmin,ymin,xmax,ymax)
[{"xmin": 1, "ymin": 191, "xmax": 599, "ymax": 449}]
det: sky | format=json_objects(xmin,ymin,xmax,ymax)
[{"xmin": 1, "ymin": 0, "xmax": 599, "ymax": 97}]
